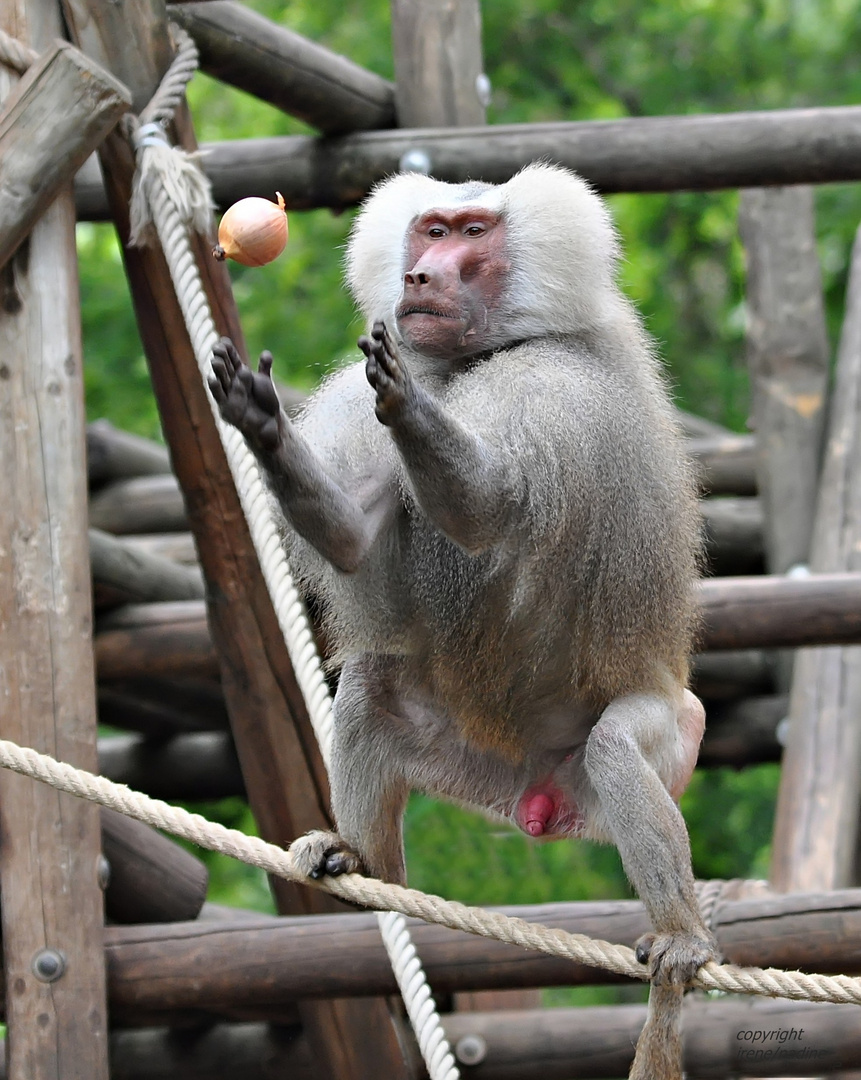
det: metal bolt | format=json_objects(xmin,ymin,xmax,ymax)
[
  {"xmin": 455, "ymin": 1033, "xmax": 487, "ymax": 1065},
  {"xmin": 399, "ymin": 148, "xmax": 432, "ymax": 176},
  {"xmin": 97, "ymin": 854, "xmax": 111, "ymax": 891},
  {"xmin": 32, "ymin": 949, "xmax": 66, "ymax": 983},
  {"xmin": 476, "ymin": 72, "xmax": 492, "ymax": 108}
]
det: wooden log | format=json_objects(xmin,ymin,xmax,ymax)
[
  {"xmin": 694, "ymin": 649, "xmax": 775, "ymax": 701},
  {"xmin": 89, "ymin": 475, "xmax": 188, "ymax": 534},
  {"xmin": 98, "ymin": 732, "xmax": 245, "ymax": 800},
  {"xmin": 62, "ymin": 2, "xmax": 415, "ymax": 1073},
  {"xmin": 701, "ymin": 496, "xmax": 765, "ymax": 575},
  {"xmin": 95, "ymin": 601, "xmax": 219, "ymax": 681},
  {"xmin": 676, "ymin": 409, "xmax": 731, "ymax": 438},
  {"xmin": 90, "ymin": 572, "xmax": 861, "ymax": 682},
  {"xmin": 771, "ymin": 224, "xmax": 861, "ymax": 893},
  {"xmin": 168, "ymin": 1, "xmax": 395, "ymax": 134},
  {"xmin": 107, "ymin": 1024, "xmax": 313, "ymax": 1079},
  {"xmin": 25, "ymin": 1001, "xmax": 845, "ymax": 1080},
  {"xmin": 391, "ymin": 0, "xmax": 487, "ymax": 127},
  {"xmin": 73, "ymin": 106, "xmax": 861, "ymax": 218},
  {"xmin": 101, "ymin": 807, "xmax": 209, "ymax": 924},
  {"xmin": 700, "ymin": 695, "xmax": 787, "ymax": 767},
  {"xmin": 0, "ymin": 5, "xmax": 109, "ymax": 1076},
  {"xmin": 87, "ymin": 419, "xmax": 171, "ymax": 485},
  {"xmin": 739, "ymin": 186, "xmax": 829, "ymax": 574},
  {"xmin": 688, "ymin": 433, "xmax": 757, "ymax": 495},
  {"xmin": 90, "ymin": 527, "xmax": 204, "ymax": 607},
  {"xmin": 101, "ymin": 888, "xmax": 861, "ymax": 1019},
  {"xmin": 0, "ymin": 39, "xmax": 130, "ymax": 271},
  {"xmin": 87, "ymin": 471, "xmax": 765, "ymax": 570},
  {"xmin": 699, "ymin": 572, "xmax": 861, "ymax": 650},
  {"xmin": 121, "ymin": 532, "xmax": 199, "ymax": 565},
  {"xmin": 98, "ymin": 678, "xmax": 230, "ymax": 736},
  {"xmin": 441, "ymin": 998, "xmax": 861, "ymax": 1079}
]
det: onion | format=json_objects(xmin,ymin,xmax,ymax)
[{"xmin": 213, "ymin": 192, "xmax": 289, "ymax": 267}]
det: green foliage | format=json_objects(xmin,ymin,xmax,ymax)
[{"xmin": 404, "ymin": 794, "xmax": 630, "ymax": 907}]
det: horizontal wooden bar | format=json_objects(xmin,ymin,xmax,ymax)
[
  {"xmin": 91, "ymin": 573, "xmax": 861, "ymax": 681},
  {"xmin": 87, "ymin": 420, "xmax": 171, "ymax": 485},
  {"xmin": 74, "ymin": 105, "xmax": 861, "ymax": 218},
  {"xmin": 98, "ymin": 731, "xmax": 244, "ymax": 800},
  {"xmin": 42, "ymin": 998, "xmax": 856, "ymax": 1079},
  {"xmin": 90, "ymin": 527, "xmax": 205, "ymax": 607},
  {"xmin": 688, "ymin": 433, "xmax": 757, "ymax": 496},
  {"xmin": 699, "ymin": 572, "xmax": 861, "ymax": 650},
  {"xmin": 103, "ymin": 888, "xmax": 861, "ymax": 1023},
  {"xmin": 168, "ymin": 1, "xmax": 395, "ymax": 134},
  {"xmin": 442, "ymin": 997, "xmax": 861, "ymax": 1079}
]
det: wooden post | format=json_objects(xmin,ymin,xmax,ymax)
[
  {"xmin": 391, "ymin": 0, "xmax": 487, "ymax": 128},
  {"xmin": 0, "ymin": 3, "xmax": 109, "ymax": 1078},
  {"xmin": 0, "ymin": 39, "xmax": 130, "ymax": 271},
  {"xmin": 770, "ymin": 224, "xmax": 861, "ymax": 893},
  {"xmin": 61, "ymin": 1, "xmax": 414, "ymax": 1074},
  {"xmin": 738, "ymin": 186, "xmax": 829, "ymax": 574}
]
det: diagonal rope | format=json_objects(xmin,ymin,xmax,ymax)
[
  {"xmin": 0, "ymin": 26, "xmax": 37, "ymax": 73},
  {"xmin": 1, "ymin": 734, "xmax": 860, "ymax": 1008},
  {"xmin": 125, "ymin": 25, "xmax": 458, "ymax": 1079}
]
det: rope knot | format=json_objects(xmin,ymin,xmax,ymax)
[{"xmin": 126, "ymin": 24, "xmax": 215, "ymax": 247}]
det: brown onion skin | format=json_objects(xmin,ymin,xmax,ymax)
[{"xmin": 213, "ymin": 192, "xmax": 288, "ymax": 266}]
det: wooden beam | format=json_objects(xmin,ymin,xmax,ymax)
[
  {"xmin": 87, "ymin": 419, "xmax": 171, "ymax": 484},
  {"xmin": 0, "ymin": 3, "xmax": 109, "ymax": 1076},
  {"xmin": 98, "ymin": 731, "xmax": 244, "ymax": 800},
  {"xmin": 701, "ymin": 496, "xmax": 764, "ymax": 575},
  {"xmin": 699, "ymin": 695, "xmax": 787, "ymax": 767},
  {"xmin": 101, "ymin": 807, "xmax": 209, "ymax": 924},
  {"xmin": 35, "ymin": 1000, "xmax": 850, "ymax": 1080},
  {"xmin": 771, "ymin": 225, "xmax": 861, "ymax": 893},
  {"xmin": 89, "ymin": 572, "xmax": 861, "ymax": 683},
  {"xmin": 90, "ymin": 527, "xmax": 205, "ymax": 606},
  {"xmin": 105, "ymin": 1024, "xmax": 314, "ymax": 1080},
  {"xmin": 698, "ymin": 572, "xmax": 861, "ymax": 650},
  {"xmin": 688, "ymin": 433, "xmax": 757, "ymax": 495},
  {"xmin": 97, "ymin": 676, "xmax": 230, "ymax": 736},
  {"xmin": 168, "ymin": 1, "xmax": 395, "ymax": 134},
  {"xmin": 0, "ymin": 39, "xmax": 129, "ymax": 271},
  {"xmin": 72, "ymin": 105, "xmax": 861, "ymax": 217},
  {"xmin": 441, "ymin": 998, "xmax": 860, "ymax": 1079},
  {"xmin": 61, "ymin": 2, "xmax": 415, "ymax": 1074},
  {"xmin": 89, "ymin": 475, "xmax": 188, "ymax": 534},
  {"xmin": 101, "ymin": 887, "xmax": 861, "ymax": 1019},
  {"xmin": 391, "ymin": 0, "xmax": 487, "ymax": 127},
  {"xmin": 95, "ymin": 601, "xmax": 219, "ymax": 681},
  {"xmin": 739, "ymin": 186, "xmax": 829, "ymax": 574}
]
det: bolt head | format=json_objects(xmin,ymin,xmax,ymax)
[
  {"xmin": 455, "ymin": 1033, "xmax": 487, "ymax": 1065},
  {"xmin": 399, "ymin": 149, "xmax": 432, "ymax": 176},
  {"xmin": 32, "ymin": 949, "xmax": 65, "ymax": 983}
]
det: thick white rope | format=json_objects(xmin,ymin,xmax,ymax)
[
  {"xmin": 127, "ymin": 26, "xmax": 458, "ymax": 1078},
  {"xmin": 0, "ymin": 26, "xmax": 37, "ymax": 73},
  {"xmin": 1, "ymin": 735, "xmax": 860, "ymax": 1007}
]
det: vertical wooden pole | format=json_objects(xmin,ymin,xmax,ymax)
[
  {"xmin": 770, "ymin": 223, "xmax": 861, "ymax": 893},
  {"xmin": 391, "ymin": 0, "xmax": 487, "ymax": 127},
  {"xmin": 738, "ymin": 186, "xmax": 829, "ymax": 577},
  {"xmin": 0, "ymin": 3, "xmax": 109, "ymax": 1078},
  {"xmin": 61, "ymin": 2, "xmax": 414, "ymax": 1075}
]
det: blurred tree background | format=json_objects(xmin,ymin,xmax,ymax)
[{"xmin": 80, "ymin": 0, "xmax": 857, "ymax": 962}]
